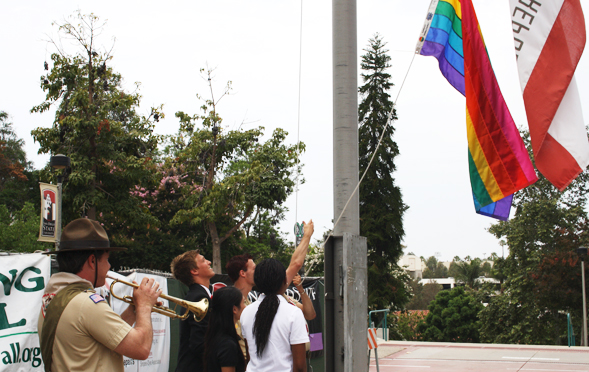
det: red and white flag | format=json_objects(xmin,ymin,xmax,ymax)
[{"xmin": 510, "ymin": 0, "xmax": 589, "ymax": 190}]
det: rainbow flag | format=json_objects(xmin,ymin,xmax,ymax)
[{"xmin": 416, "ymin": 0, "xmax": 537, "ymax": 220}]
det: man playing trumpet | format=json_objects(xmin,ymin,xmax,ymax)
[{"xmin": 38, "ymin": 218, "xmax": 161, "ymax": 372}]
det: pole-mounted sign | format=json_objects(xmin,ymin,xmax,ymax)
[{"xmin": 38, "ymin": 183, "xmax": 58, "ymax": 243}]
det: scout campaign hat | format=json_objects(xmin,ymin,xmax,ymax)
[{"xmin": 43, "ymin": 218, "xmax": 126, "ymax": 254}]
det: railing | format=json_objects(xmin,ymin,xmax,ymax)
[
  {"xmin": 567, "ymin": 313, "xmax": 575, "ymax": 347},
  {"xmin": 368, "ymin": 309, "xmax": 390, "ymax": 341}
]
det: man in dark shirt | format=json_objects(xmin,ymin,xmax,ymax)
[{"xmin": 171, "ymin": 250, "xmax": 215, "ymax": 372}]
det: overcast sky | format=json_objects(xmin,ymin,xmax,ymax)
[{"xmin": 2, "ymin": 0, "xmax": 588, "ymax": 262}]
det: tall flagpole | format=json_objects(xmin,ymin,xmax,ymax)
[{"xmin": 325, "ymin": 0, "xmax": 367, "ymax": 371}]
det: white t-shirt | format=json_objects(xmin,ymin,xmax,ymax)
[{"xmin": 240, "ymin": 294, "xmax": 309, "ymax": 372}]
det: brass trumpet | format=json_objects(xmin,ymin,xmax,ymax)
[{"xmin": 107, "ymin": 275, "xmax": 208, "ymax": 322}]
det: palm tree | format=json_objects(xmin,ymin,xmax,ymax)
[{"xmin": 454, "ymin": 258, "xmax": 482, "ymax": 288}]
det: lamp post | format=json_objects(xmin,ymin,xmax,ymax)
[
  {"xmin": 50, "ymin": 154, "xmax": 70, "ymax": 248},
  {"xmin": 578, "ymin": 247, "xmax": 588, "ymax": 347}
]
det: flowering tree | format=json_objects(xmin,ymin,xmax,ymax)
[{"xmin": 105, "ymin": 161, "xmax": 209, "ymax": 270}]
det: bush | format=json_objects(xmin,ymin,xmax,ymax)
[
  {"xmin": 0, "ymin": 202, "xmax": 47, "ymax": 252},
  {"xmin": 389, "ymin": 310, "xmax": 429, "ymax": 341},
  {"xmin": 416, "ymin": 287, "xmax": 483, "ymax": 342}
]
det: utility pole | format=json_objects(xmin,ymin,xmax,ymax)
[
  {"xmin": 325, "ymin": 0, "xmax": 368, "ymax": 371},
  {"xmin": 50, "ymin": 154, "xmax": 70, "ymax": 248},
  {"xmin": 578, "ymin": 247, "xmax": 588, "ymax": 346}
]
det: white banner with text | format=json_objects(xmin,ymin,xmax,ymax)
[
  {"xmin": 103, "ymin": 272, "xmax": 170, "ymax": 372},
  {"xmin": 0, "ymin": 253, "xmax": 51, "ymax": 372}
]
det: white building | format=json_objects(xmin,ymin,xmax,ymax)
[
  {"xmin": 419, "ymin": 276, "xmax": 500, "ymax": 290},
  {"xmin": 398, "ymin": 254, "xmax": 425, "ymax": 279}
]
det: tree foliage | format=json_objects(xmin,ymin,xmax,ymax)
[
  {"xmin": 107, "ymin": 160, "xmax": 207, "ymax": 270},
  {"xmin": 31, "ymin": 12, "xmax": 162, "ymax": 228},
  {"xmin": 416, "ymin": 287, "xmax": 483, "ymax": 343},
  {"xmin": 368, "ymin": 262, "xmax": 412, "ymax": 311},
  {"xmin": 5, "ymin": 12, "xmax": 300, "ymax": 272},
  {"xmin": 359, "ymin": 34, "xmax": 409, "ymax": 310},
  {"xmin": 162, "ymin": 68, "xmax": 303, "ymax": 272},
  {"xmin": 405, "ymin": 279, "xmax": 442, "ymax": 310},
  {"xmin": 0, "ymin": 111, "xmax": 29, "ymax": 188},
  {"xmin": 0, "ymin": 111, "xmax": 40, "ymax": 213},
  {"xmin": 481, "ymin": 130, "xmax": 589, "ymax": 345},
  {"xmin": 389, "ymin": 310, "xmax": 428, "ymax": 341},
  {"xmin": 452, "ymin": 258, "xmax": 482, "ymax": 288},
  {"xmin": 421, "ymin": 256, "xmax": 449, "ymax": 278},
  {"xmin": 108, "ymin": 136, "xmax": 297, "ymax": 271},
  {"xmin": 0, "ymin": 202, "xmax": 47, "ymax": 252},
  {"xmin": 238, "ymin": 208, "xmax": 294, "ymax": 270}
]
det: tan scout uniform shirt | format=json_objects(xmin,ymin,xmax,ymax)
[{"xmin": 38, "ymin": 291, "xmax": 132, "ymax": 372}]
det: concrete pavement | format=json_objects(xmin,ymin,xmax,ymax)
[{"xmin": 369, "ymin": 339, "xmax": 589, "ymax": 371}]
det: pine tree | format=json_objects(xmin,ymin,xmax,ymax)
[{"xmin": 358, "ymin": 34, "xmax": 409, "ymax": 310}]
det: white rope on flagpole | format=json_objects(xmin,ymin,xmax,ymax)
[{"xmin": 305, "ymin": 51, "xmax": 417, "ymax": 276}]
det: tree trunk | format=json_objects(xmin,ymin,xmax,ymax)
[{"xmin": 208, "ymin": 221, "xmax": 222, "ymax": 273}]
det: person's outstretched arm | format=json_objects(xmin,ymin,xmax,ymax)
[
  {"xmin": 293, "ymin": 275, "xmax": 316, "ymax": 320},
  {"xmin": 286, "ymin": 220, "xmax": 314, "ymax": 284}
]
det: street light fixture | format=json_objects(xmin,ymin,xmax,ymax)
[
  {"xmin": 577, "ymin": 247, "xmax": 588, "ymax": 347},
  {"xmin": 50, "ymin": 154, "xmax": 70, "ymax": 248}
]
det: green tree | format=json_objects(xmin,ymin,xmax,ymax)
[
  {"xmin": 108, "ymin": 150, "xmax": 295, "ymax": 271},
  {"xmin": 480, "ymin": 239, "xmax": 587, "ymax": 345},
  {"xmin": 406, "ymin": 279, "xmax": 442, "ymax": 310},
  {"xmin": 0, "ymin": 111, "xmax": 29, "ymax": 187},
  {"xmin": 107, "ymin": 160, "xmax": 207, "ymax": 270},
  {"xmin": 303, "ymin": 242, "xmax": 324, "ymax": 277},
  {"xmin": 489, "ymin": 256, "xmax": 507, "ymax": 287},
  {"xmin": 390, "ymin": 310, "xmax": 428, "ymax": 341},
  {"xmin": 416, "ymin": 286, "xmax": 483, "ymax": 342},
  {"xmin": 303, "ymin": 230, "xmax": 330, "ymax": 277},
  {"xmin": 453, "ymin": 258, "xmax": 482, "ymax": 288},
  {"xmin": 480, "ymin": 261, "xmax": 492, "ymax": 277},
  {"xmin": 0, "ymin": 202, "xmax": 47, "ymax": 252},
  {"xmin": 31, "ymin": 12, "xmax": 162, "ymax": 229},
  {"xmin": 239, "ymin": 209, "xmax": 293, "ymax": 267},
  {"xmin": 478, "ymin": 283, "xmax": 556, "ymax": 345},
  {"xmin": 482, "ymin": 130, "xmax": 589, "ymax": 345},
  {"xmin": 368, "ymin": 263, "xmax": 412, "ymax": 311},
  {"xmin": 422, "ymin": 256, "xmax": 449, "ymax": 278},
  {"xmin": 169, "ymin": 69, "xmax": 304, "ymax": 272},
  {"xmin": 358, "ymin": 34, "xmax": 409, "ymax": 310},
  {"xmin": 0, "ymin": 111, "xmax": 40, "ymax": 213},
  {"xmin": 447, "ymin": 261, "xmax": 460, "ymax": 278}
]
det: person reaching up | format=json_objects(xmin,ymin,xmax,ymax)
[{"xmin": 240, "ymin": 259, "xmax": 308, "ymax": 372}]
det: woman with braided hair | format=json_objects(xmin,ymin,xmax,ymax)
[{"xmin": 240, "ymin": 259, "xmax": 308, "ymax": 372}]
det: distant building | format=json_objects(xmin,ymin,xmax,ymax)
[
  {"xmin": 419, "ymin": 276, "xmax": 500, "ymax": 290},
  {"xmin": 419, "ymin": 277, "xmax": 459, "ymax": 290},
  {"xmin": 398, "ymin": 254, "xmax": 424, "ymax": 279}
]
